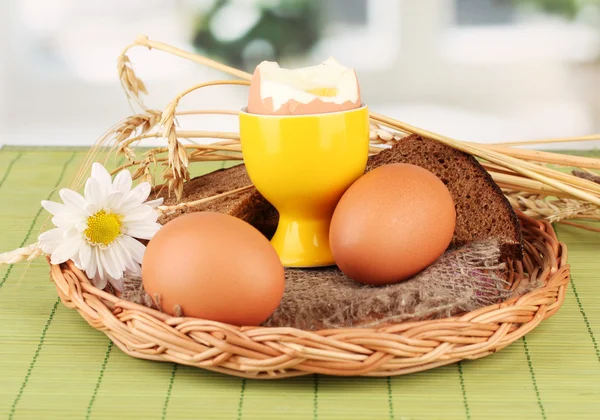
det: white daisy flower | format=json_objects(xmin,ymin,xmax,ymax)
[{"xmin": 38, "ymin": 162, "xmax": 163, "ymax": 291}]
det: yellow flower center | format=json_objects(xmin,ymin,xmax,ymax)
[
  {"xmin": 85, "ymin": 210, "xmax": 121, "ymax": 246},
  {"xmin": 306, "ymin": 87, "xmax": 338, "ymax": 97}
]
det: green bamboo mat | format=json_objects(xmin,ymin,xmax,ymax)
[{"xmin": 0, "ymin": 147, "xmax": 599, "ymax": 420}]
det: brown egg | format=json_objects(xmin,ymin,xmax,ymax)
[
  {"xmin": 329, "ymin": 163, "xmax": 456, "ymax": 285},
  {"xmin": 142, "ymin": 212, "xmax": 285, "ymax": 326}
]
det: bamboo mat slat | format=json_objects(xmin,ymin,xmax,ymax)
[{"xmin": 0, "ymin": 146, "xmax": 599, "ymax": 420}]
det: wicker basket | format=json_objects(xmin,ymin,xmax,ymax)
[{"xmin": 49, "ymin": 210, "xmax": 569, "ymax": 379}]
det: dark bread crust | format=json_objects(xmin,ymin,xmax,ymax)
[
  {"xmin": 367, "ymin": 135, "xmax": 523, "ymax": 260},
  {"xmin": 155, "ymin": 164, "xmax": 266, "ymax": 226},
  {"xmin": 155, "ymin": 135, "xmax": 523, "ymax": 260}
]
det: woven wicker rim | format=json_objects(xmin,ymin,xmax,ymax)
[{"xmin": 49, "ymin": 210, "xmax": 569, "ymax": 379}]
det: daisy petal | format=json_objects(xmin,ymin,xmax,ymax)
[
  {"xmin": 40, "ymin": 242, "xmax": 58, "ymax": 254},
  {"xmin": 100, "ymin": 248, "xmax": 122, "ymax": 280},
  {"xmin": 52, "ymin": 212, "xmax": 81, "ymax": 229},
  {"xmin": 86, "ymin": 247, "xmax": 98, "ymax": 279},
  {"xmin": 38, "ymin": 227, "xmax": 64, "ymax": 243},
  {"xmin": 78, "ymin": 244, "xmax": 92, "ymax": 274},
  {"xmin": 114, "ymin": 238, "xmax": 138, "ymax": 273},
  {"xmin": 59, "ymin": 189, "xmax": 87, "ymax": 211},
  {"xmin": 41, "ymin": 200, "xmax": 66, "ymax": 216},
  {"xmin": 64, "ymin": 226, "xmax": 81, "ymax": 240},
  {"xmin": 108, "ymin": 240, "xmax": 127, "ymax": 271},
  {"xmin": 76, "ymin": 219, "xmax": 89, "ymax": 232},
  {"xmin": 123, "ymin": 223, "xmax": 161, "ymax": 240},
  {"xmin": 105, "ymin": 191, "xmax": 125, "ymax": 210},
  {"xmin": 113, "ymin": 170, "xmax": 132, "ymax": 194},
  {"xmin": 123, "ymin": 204, "xmax": 160, "ymax": 225},
  {"xmin": 91, "ymin": 162, "xmax": 112, "ymax": 187},
  {"xmin": 50, "ymin": 235, "xmax": 82, "ymax": 265},
  {"xmin": 121, "ymin": 183, "xmax": 151, "ymax": 210},
  {"xmin": 38, "ymin": 228, "xmax": 65, "ymax": 254},
  {"xmin": 144, "ymin": 198, "xmax": 163, "ymax": 208},
  {"xmin": 121, "ymin": 205, "xmax": 154, "ymax": 223},
  {"xmin": 94, "ymin": 247, "xmax": 105, "ymax": 283},
  {"xmin": 71, "ymin": 254, "xmax": 83, "ymax": 269},
  {"xmin": 121, "ymin": 235, "xmax": 146, "ymax": 264},
  {"xmin": 92, "ymin": 272, "xmax": 108, "ymax": 290},
  {"xmin": 84, "ymin": 177, "xmax": 106, "ymax": 210},
  {"xmin": 108, "ymin": 245, "xmax": 127, "ymax": 279}
]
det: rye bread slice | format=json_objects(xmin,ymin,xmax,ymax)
[
  {"xmin": 154, "ymin": 164, "xmax": 270, "ymax": 227},
  {"xmin": 367, "ymin": 135, "xmax": 523, "ymax": 260},
  {"xmin": 155, "ymin": 135, "xmax": 523, "ymax": 260}
]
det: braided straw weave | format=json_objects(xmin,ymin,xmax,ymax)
[{"xmin": 49, "ymin": 211, "xmax": 569, "ymax": 379}]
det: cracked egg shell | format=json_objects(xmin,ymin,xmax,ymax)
[{"xmin": 247, "ymin": 57, "xmax": 361, "ymax": 115}]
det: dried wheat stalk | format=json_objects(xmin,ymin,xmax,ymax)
[
  {"xmin": 573, "ymin": 170, "xmax": 600, "ymax": 184},
  {"xmin": 493, "ymin": 134, "xmax": 600, "ymax": 146},
  {"xmin": 505, "ymin": 191, "xmax": 600, "ymax": 223},
  {"xmin": 156, "ymin": 185, "xmax": 255, "ymax": 216},
  {"xmin": 117, "ymin": 52, "xmax": 148, "ymax": 109},
  {"xmin": 0, "ymin": 243, "xmax": 44, "ymax": 265},
  {"xmin": 158, "ymin": 80, "xmax": 249, "ymax": 199}
]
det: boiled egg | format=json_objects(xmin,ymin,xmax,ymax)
[
  {"xmin": 247, "ymin": 57, "xmax": 361, "ymax": 115},
  {"xmin": 142, "ymin": 212, "xmax": 285, "ymax": 326},
  {"xmin": 329, "ymin": 163, "xmax": 456, "ymax": 285}
]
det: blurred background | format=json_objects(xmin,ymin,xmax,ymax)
[{"xmin": 0, "ymin": 0, "xmax": 599, "ymax": 149}]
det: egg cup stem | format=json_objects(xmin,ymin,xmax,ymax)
[{"xmin": 271, "ymin": 214, "xmax": 334, "ymax": 267}]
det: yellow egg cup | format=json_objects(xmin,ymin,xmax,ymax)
[{"xmin": 239, "ymin": 105, "xmax": 369, "ymax": 267}]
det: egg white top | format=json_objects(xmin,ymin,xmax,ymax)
[{"xmin": 257, "ymin": 58, "xmax": 360, "ymax": 112}]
